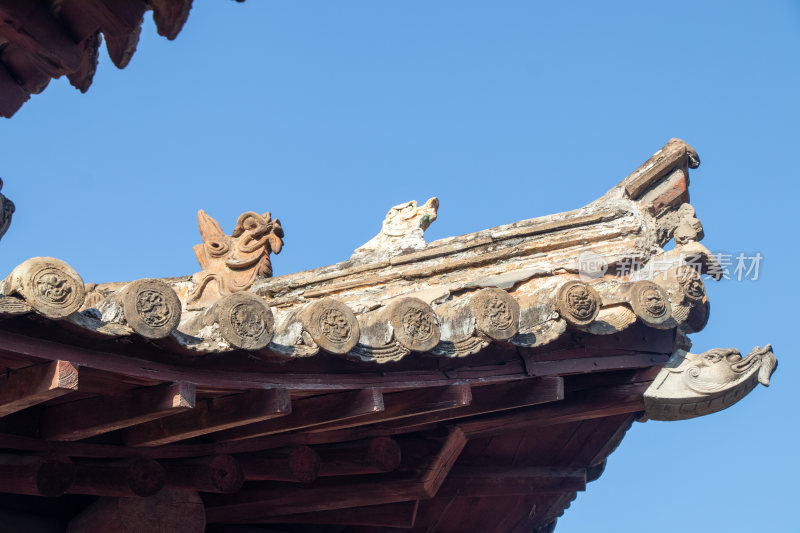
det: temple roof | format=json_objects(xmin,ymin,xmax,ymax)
[
  {"xmin": 0, "ymin": 140, "xmax": 776, "ymax": 532},
  {"xmin": 1, "ymin": 139, "xmax": 711, "ymax": 361},
  {"xmin": 0, "ymin": 0, "xmax": 198, "ymax": 118}
]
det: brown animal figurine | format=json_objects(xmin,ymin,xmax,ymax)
[{"xmin": 188, "ymin": 210, "xmax": 283, "ymax": 308}]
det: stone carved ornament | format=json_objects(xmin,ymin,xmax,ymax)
[
  {"xmin": 352, "ymin": 197, "xmax": 439, "ymax": 260},
  {"xmin": 0, "ymin": 257, "xmax": 85, "ymax": 319},
  {"xmin": 0, "ymin": 140, "xmax": 771, "ymax": 386},
  {"xmin": 0, "ymin": 178, "xmax": 15, "ymax": 242},
  {"xmin": 644, "ymin": 345, "xmax": 777, "ymax": 421},
  {"xmin": 188, "ymin": 210, "xmax": 283, "ymax": 308}
]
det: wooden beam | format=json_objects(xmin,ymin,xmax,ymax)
[
  {"xmin": 0, "ymin": 361, "xmax": 79, "ymax": 417},
  {"xmin": 377, "ymin": 377, "xmax": 563, "ymax": 432},
  {"xmin": 421, "ymin": 427, "xmax": 468, "ymax": 496},
  {"xmin": 456, "ymin": 382, "xmax": 649, "ymax": 440},
  {"xmin": 0, "ymin": 423, "xmax": 419, "ymax": 462},
  {"xmin": 206, "ymin": 475, "xmax": 419, "ymax": 524},
  {"xmin": 1, "ymin": 44, "xmax": 51, "ymax": 94},
  {"xmin": 0, "ymin": 330, "xmax": 528, "ymax": 391},
  {"xmin": 69, "ymin": 457, "xmax": 165, "ymax": 498},
  {"xmin": 0, "ymin": 1, "xmax": 83, "ymax": 74},
  {"xmin": 0, "ymin": 454, "xmax": 76, "ymax": 496},
  {"xmin": 521, "ymin": 353, "xmax": 670, "ymax": 378},
  {"xmin": 68, "ymin": 0, "xmax": 147, "ymax": 37},
  {"xmin": 624, "ymin": 138, "xmax": 695, "ymax": 199},
  {"xmin": 318, "ymin": 437, "xmax": 402, "ymax": 477},
  {"xmin": 253, "ymin": 501, "xmax": 419, "ymax": 528},
  {"xmin": 164, "ymin": 455, "xmax": 244, "ymax": 494},
  {"xmin": 66, "ymin": 489, "xmax": 205, "ymax": 533},
  {"xmin": 213, "ymin": 388, "xmax": 383, "ymax": 442},
  {"xmin": 239, "ymin": 446, "xmax": 320, "ymax": 483},
  {"xmin": 309, "ymin": 384, "xmax": 472, "ymax": 433},
  {"xmin": 178, "ymin": 382, "xmax": 638, "ymax": 458},
  {"xmin": 0, "ymin": 380, "xmax": 640, "ymax": 461},
  {"xmin": 42, "ymin": 382, "xmax": 195, "ymax": 441},
  {"xmin": 124, "ymin": 389, "xmax": 290, "ymax": 447},
  {"xmin": 205, "ymin": 429, "xmax": 466, "ymax": 523},
  {"xmin": 437, "ymin": 466, "xmax": 586, "ymax": 497},
  {"xmin": 564, "ymin": 367, "xmax": 663, "ymax": 393}
]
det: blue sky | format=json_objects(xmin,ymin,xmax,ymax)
[{"xmin": 1, "ymin": 2, "xmax": 797, "ymax": 531}]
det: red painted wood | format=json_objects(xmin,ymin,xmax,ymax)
[
  {"xmin": 164, "ymin": 455, "xmax": 244, "ymax": 494},
  {"xmin": 456, "ymin": 382, "xmax": 648, "ymax": 439},
  {"xmin": 205, "ymin": 429, "xmax": 465, "ymax": 523},
  {"xmin": 0, "ymin": 454, "xmax": 75, "ymax": 497},
  {"xmin": 253, "ymin": 501, "xmax": 419, "ymax": 528},
  {"xmin": 69, "ymin": 457, "xmax": 165, "ymax": 498},
  {"xmin": 0, "ymin": 330, "xmax": 529, "ymax": 391},
  {"xmin": 0, "ymin": 360, "xmax": 79, "ymax": 417},
  {"xmin": 309, "ymin": 384, "xmax": 472, "ymax": 433},
  {"xmin": 213, "ymin": 388, "xmax": 383, "ymax": 442},
  {"xmin": 239, "ymin": 446, "xmax": 320, "ymax": 483},
  {"xmin": 438, "ymin": 466, "xmax": 586, "ymax": 497},
  {"xmin": 41, "ymin": 382, "xmax": 195, "ymax": 441},
  {"xmin": 379, "ymin": 377, "xmax": 563, "ymax": 432},
  {"xmin": 124, "ymin": 389, "xmax": 290, "ymax": 447},
  {"xmin": 317, "ymin": 437, "xmax": 402, "ymax": 477},
  {"xmin": 521, "ymin": 353, "xmax": 669, "ymax": 378}
]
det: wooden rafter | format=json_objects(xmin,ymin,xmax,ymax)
[
  {"xmin": 317, "ymin": 437, "xmax": 402, "ymax": 477},
  {"xmin": 164, "ymin": 455, "xmax": 244, "ymax": 494},
  {"xmin": 0, "ymin": 360, "xmax": 79, "ymax": 417},
  {"xmin": 378, "ymin": 377, "xmax": 564, "ymax": 432},
  {"xmin": 437, "ymin": 466, "xmax": 587, "ymax": 497},
  {"xmin": 239, "ymin": 446, "xmax": 320, "ymax": 483},
  {"xmin": 69, "ymin": 457, "xmax": 165, "ymax": 498},
  {"xmin": 250, "ymin": 500, "xmax": 419, "ymax": 528},
  {"xmin": 204, "ymin": 428, "xmax": 466, "ymax": 523},
  {"xmin": 0, "ymin": 454, "xmax": 76, "ymax": 497},
  {"xmin": 308, "ymin": 384, "xmax": 472, "ymax": 433},
  {"xmin": 0, "ymin": 373, "xmax": 648, "ymax": 460},
  {"xmin": 0, "ymin": 330, "xmax": 528, "ymax": 391},
  {"xmin": 124, "ymin": 389, "xmax": 290, "ymax": 447},
  {"xmin": 41, "ymin": 381, "xmax": 195, "ymax": 441},
  {"xmin": 521, "ymin": 352, "xmax": 670, "ymax": 378},
  {"xmin": 456, "ymin": 382, "xmax": 649, "ymax": 440},
  {"xmin": 212, "ymin": 388, "xmax": 383, "ymax": 442}
]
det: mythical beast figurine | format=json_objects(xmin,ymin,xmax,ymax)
[
  {"xmin": 644, "ymin": 345, "xmax": 777, "ymax": 420},
  {"xmin": 188, "ymin": 210, "xmax": 283, "ymax": 308}
]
